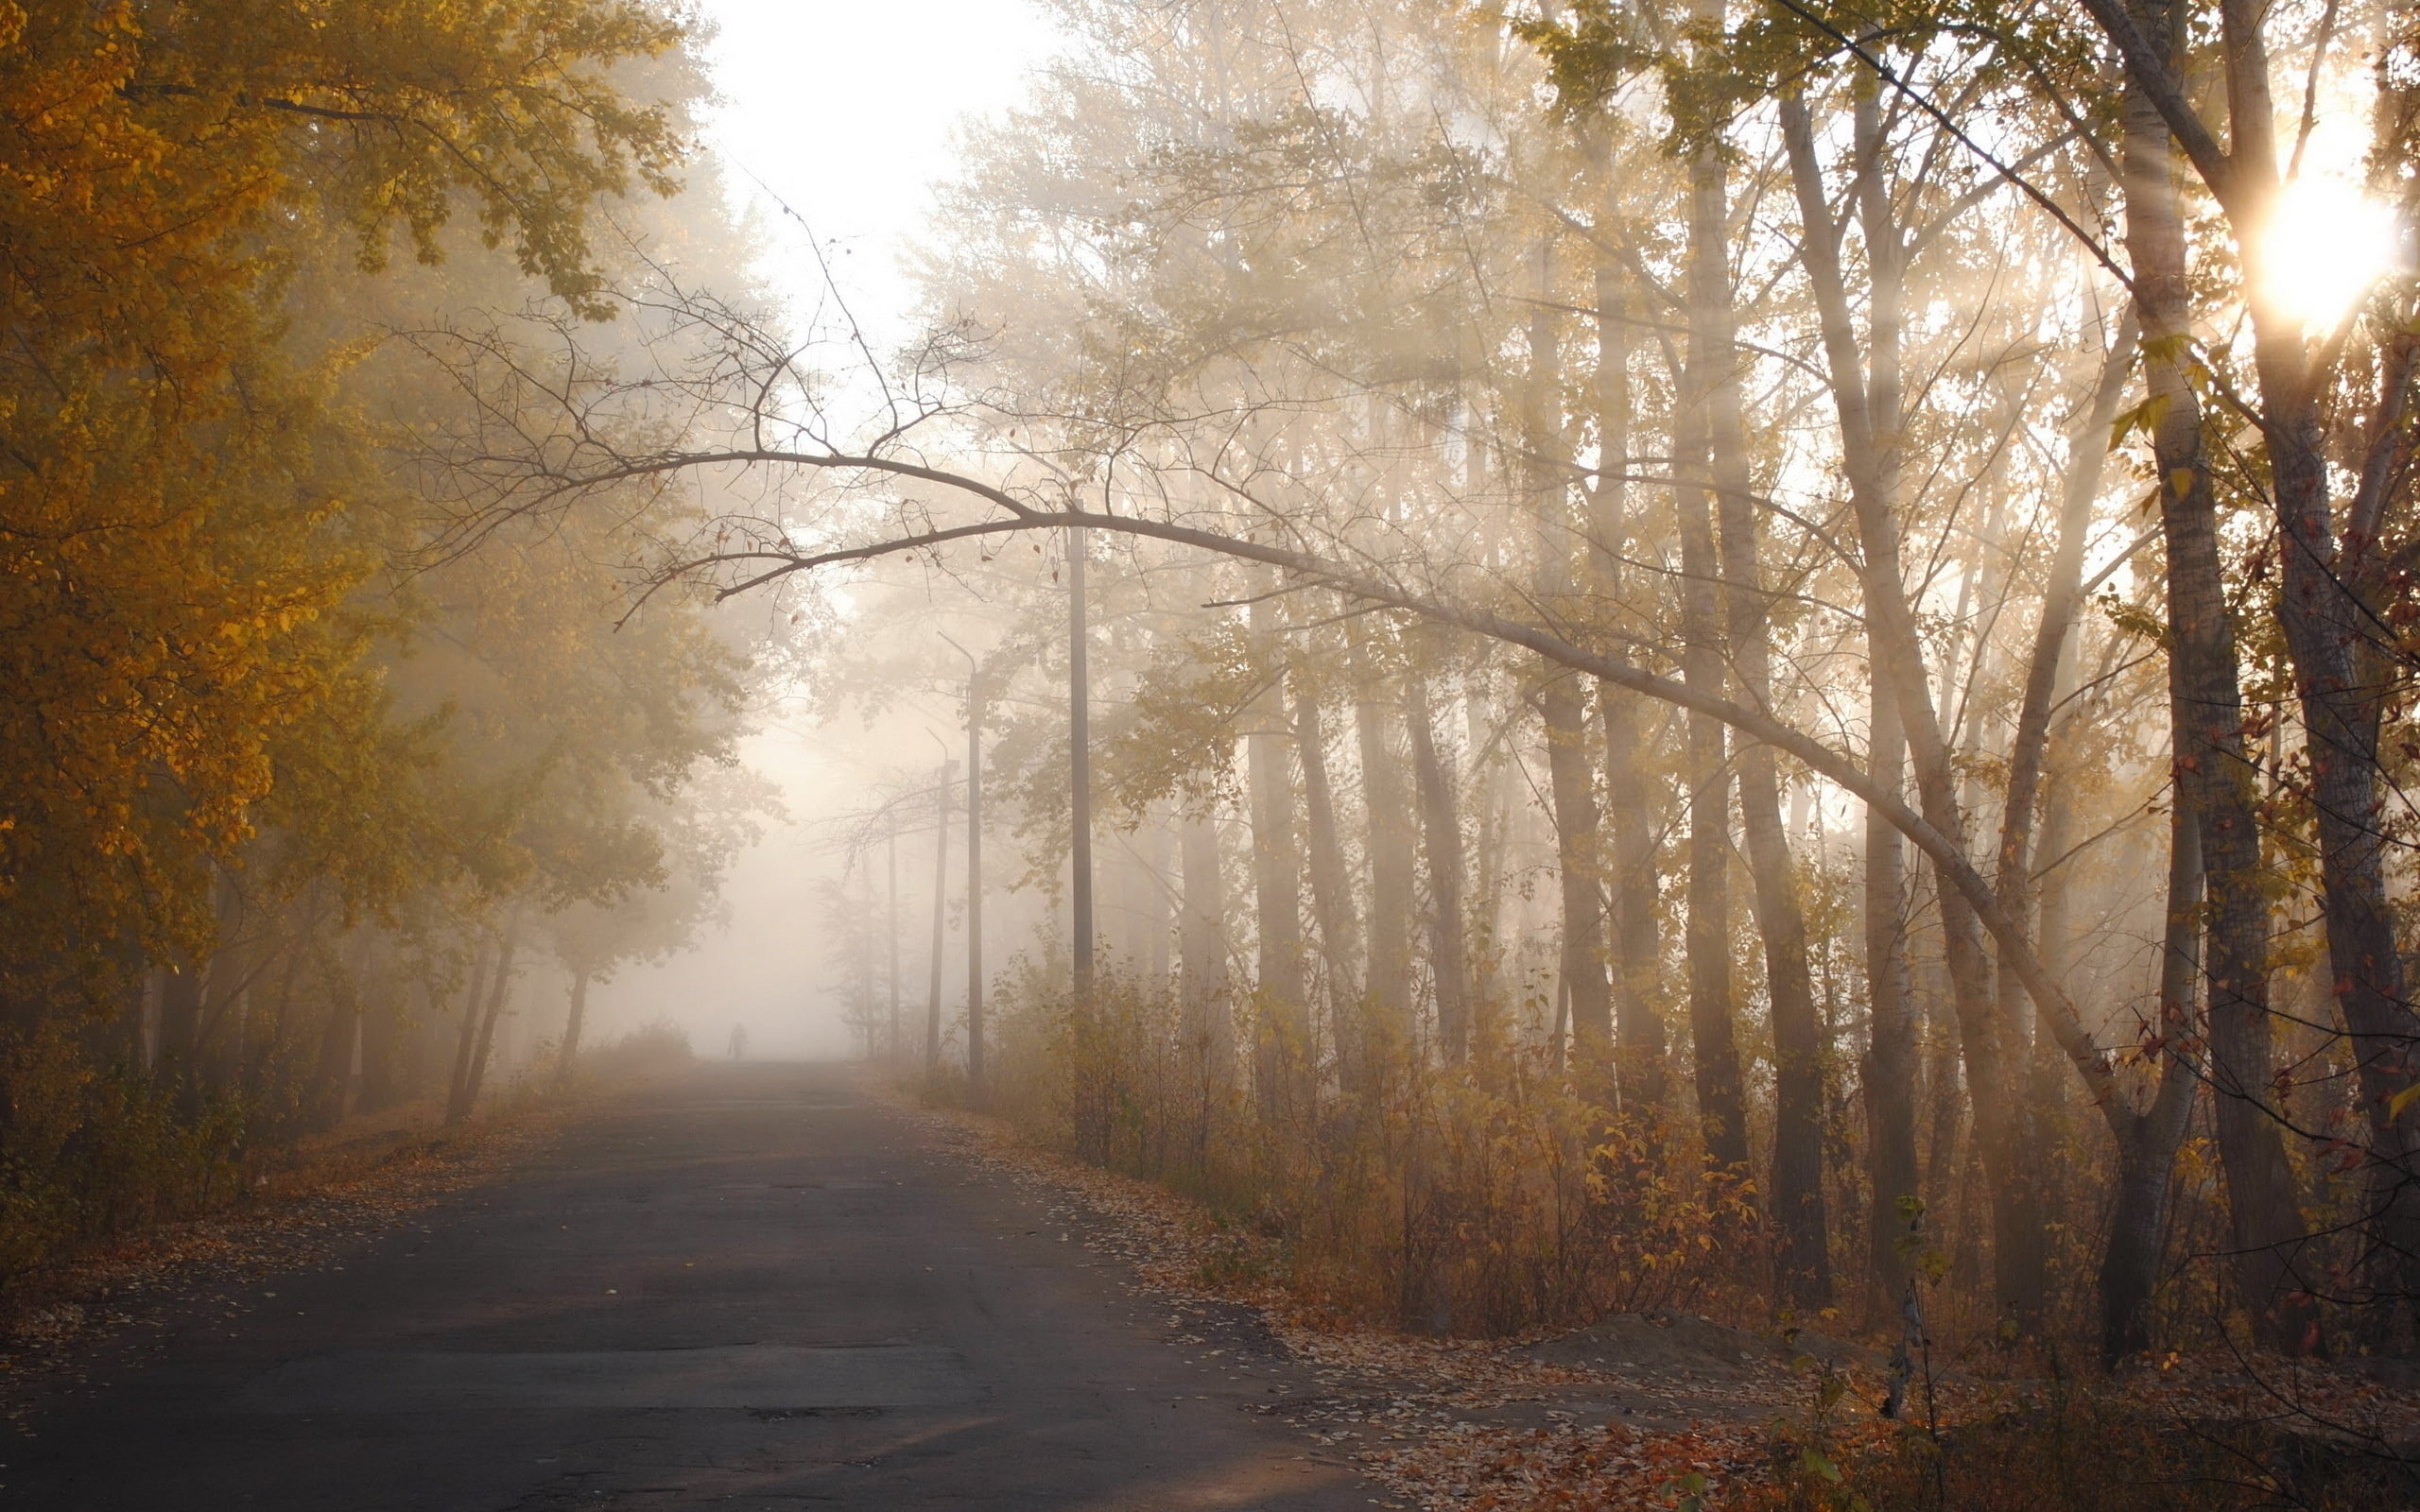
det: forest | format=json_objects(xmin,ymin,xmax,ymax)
[
  {"xmin": 9, "ymin": 0, "xmax": 2420, "ymax": 1506},
  {"xmin": 0, "ymin": 0, "xmax": 770, "ymax": 1279}
]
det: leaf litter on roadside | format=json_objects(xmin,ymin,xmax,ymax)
[{"xmin": 874, "ymin": 1074, "xmax": 2420, "ymax": 1510}]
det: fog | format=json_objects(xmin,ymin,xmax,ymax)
[
  {"xmin": 577, "ymin": 1, "xmax": 1063, "ymax": 1060},
  {"xmin": 575, "ymin": 719, "xmax": 838, "ymax": 1059},
  {"xmin": 15, "ymin": 0, "xmax": 2420, "ymax": 1392}
]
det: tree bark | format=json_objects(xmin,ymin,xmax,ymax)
[
  {"xmin": 445, "ymin": 937, "xmax": 493, "ymax": 1124},
  {"xmin": 1543, "ymin": 675, "xmax": 1611, "ymax": 1049},
  {"xmin": 310, "ymin": 934, "xmax": 363, "ymax": 1128},
  {"xmin": 1247, "ymin": 594, "xmax": 1307, "ymax": 1115},
  {"xmin": 452, "ymin": 920, "xmax": 520, "ymax": 1125},
  {"xmin": 1356, "ymin": 643, "xmax": 1418, "ymax": 1077},
  {"xmin": 1143, "ymin": 807, "xmax": 1174, "ymax": 981},
  {"xmin": 1179, "ymin": 806, "xmax": 1235, "ymax": 1095},
  {"xmin": 2101, "ymin": 762, "xmax": 2204, "ymax": 1363},
  {"xmin": 1783, "ymin": 91, "xmax": 2045, "ymax": 1324},
  {"xmin": 2221, "ymin": 2, "xmax": 2420, "ymax": 1312},
  {"xmin": 1296, "ymin": 689, "xmax": 1360, "ymax": 1081},
  {"xmin": 556, "ymin": 971, "xmax": 591, "ymax": 1091},
  {"xmin": 1863, "ymin": 674, "xmax": 1922, "ymax": 1314},
  {"xmin": 1407, "ymin": 668, "xmax": 1472, "ymax": 1066},
  {"xmin": 1995, "ymin": 323, "xmax": 2134, "ymax": 1058},
  {"xmin": 1690, "ymin": 131, "xmax": 1828, "ymax": 1301},
  {"xmin": 1588, "ymin": 259, "xmax": 1670, "ymax": 1109},
  {"xmin": 2118, "ymin": 26, "xmax": 2322, "ymax": 1350},
  {"xmin": 159, "ymin": 964, "xmax": 203, "ymax": 1082},
  {"xmin": 357, "ymin": 963, "xmax": 404, "ymax": 1112},
  {"xmin": 1674, "ymin": 155, "xmax": 1750, "ymax": 1177},
  {"xmin": 1527, "ymin": 238, "xmax": 1616, "ymax": 1060},
  {"xmin": 1467, "ymin": 684, "xmax": 1509, "ymax": 1042},
  {"xmin": 887, "ymin": 823, "xmax": 902, "ymax": 1062},
  {"xmin": 1602, "ymin": 695, "xmax": 1670, "ymax": 1109},
  {"xmin": 1995, "ymin": 317, "xmax": 2136, "ymax": 1273}
]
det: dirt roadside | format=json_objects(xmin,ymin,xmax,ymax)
[{"xmin": 875, "ymin": 1077, "xmax": 2420, "ymax": 1511}]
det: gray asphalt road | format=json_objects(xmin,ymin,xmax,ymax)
[{"xmin": 4, "ymin": 1062, "xmax": 1375, "ymax": 1510}]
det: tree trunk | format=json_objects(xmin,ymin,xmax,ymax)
[
  {"xmin": 1601, "ymin": 695, "xmax": 1670, "ymax": 1110},
  {"xmin": 1691, "ymin": 140, "xmax": 1829, "ymax": 1302},
  {"xmin": 2119, "ymin": 34, "xmax": 2322, "ymax": 1350},
  {"xmin": 160, "ymin": 964, "xmax": 203, "ymax": 1084},
  {"xmin": 1863, "ymin": 674, "xmax": 1922, "ymax": 1315},
  {"xmin": 1527, "ymin": 238, "xmax": 1614, "ymax": 1061},
  {"xmin": 1356, "ymin": 640, "xmax": 1419, "ymax": 1074},
  {"xmin": 1587, "ymin": 258, "xmax": 1669, "ymax": 1109},
  {"xmin": 1783, "ymin": 92, "xmax": 2045, "ymax": 1326},
  {"xmin": 1247, "ymin": 595, "xmax": 1307, "ymax": 1115},
  {"xmin": 1995, "ymin": 323, "xmax": 2133, "ymax": 1056},
  {"xmin": 2100, "ymin": 770, "xmax": 2204, "ymax": 1363},
  {"xmin": 1543, "ymin": 675, "xmax": 1611, "ymax": 1051},
  {"xmin": 2255, "ymin": 235, "xmax": 2420, "ymax": 1330},
  {"xmin": 356, "ymin": 960, "xmax": 404, "ymax": 1113},
  {"xmin": 2201, "ymin": 0, "xmax": 2420, "ymax": 1314},
  {"xmin": 1296, "ymin": 689, "xmax": 1360, "ymax": 1082},
  {"xmin": 187, "ymin": 871, "xmax": 259, "ymax": 1099},
  {"xmin": 1068, "ymin": 528, "xmax": 1109, "ymax": 1159},
  {"xmin": 445, "ymin": 938, "xmax": 493, "ymax": 1124},
  {"xmin": 1940, "ymin": 861, "xmax": 2043, "ymax": 1322},
  {"xmin": 1673, "ymin": 173, "xmax": 1749, "ymax": 1176},
  {"xmin": 1407, "ymin": 669, "xmax": 1471, "ymax": 1065},
  {"xmin": 556, "ymin": 971, "xmax": 591, "ymax": 1092},
  {"xmin": 1679, "ymin": 541, "xmax": 1747, "ymax": 1172},
  {"xmin": 1466, "ymin": 684, "xmax": 1509, "ymax": 1046},
  {"xmin": 1996, "ymin": 320, "xmax": 2137, "ymax": 1285},
  {"xmin": 1179, "ymin": 806, "xmax": 1234, "ymax": 1094},
  {"xmin": 310, "ymin": 935, "xmax": 363, "ymax": 1129},
  {"xmin": 1144, "ymin": 807, "xmax": 1174, "ymax": 982},
  {"xmin": 450, "ymin": 923, "xmax": 519, "ymax": 1125}
]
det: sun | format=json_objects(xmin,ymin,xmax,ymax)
[{"xmin": 2252, "ymin": 175, "xmax": 2402, "ymax": 334}]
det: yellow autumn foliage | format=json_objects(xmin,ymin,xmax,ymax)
[{"xmin": 0, "ymin": 0, "xmax": 689, "ymax": 1005}]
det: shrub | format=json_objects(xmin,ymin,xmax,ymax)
[
  {"xmin": 978, "ymin": 962, "xmax": 1755, "ymax": 1335},
  {"xmin": 579, "ymin": 1020, "xmax": 693, "ymax": 1081}
]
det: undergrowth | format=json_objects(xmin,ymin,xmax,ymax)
[
  {"xmin": 1755, "ymin": 1379, "xmax": 2418, "ymax": 1512},
  {"xmin": 955, "ymin": 965, "xmax": 2420, "ymax": 1510},
  {"xmin": 974, "ymin": 961, "xmax": 1754, "ymax": 1336},
  {"xmin": 0, "ymin": 1012, "xmax": 690, "ymax": 1295}
]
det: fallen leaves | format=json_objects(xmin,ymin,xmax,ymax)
[
  {"xmin": 875, "ymin": 1077, "xmax": 1791, "ymax": 1510},
  {"xmin": 875, "ymin": 1073, "xmax": 2420, "ymax": 1511}
]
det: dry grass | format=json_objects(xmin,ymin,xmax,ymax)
[{"xmin": 884, "ymin": 1061, "xmax": 2420, "ymax": 1512}]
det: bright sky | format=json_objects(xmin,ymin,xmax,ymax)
[
  {"xmin": 700, "ymin": 0, "xmax": 1063, "ymax": 344},
  {"xmin": 579, "ymin": 0, "xmax": 1061, "ymax": 1057}
]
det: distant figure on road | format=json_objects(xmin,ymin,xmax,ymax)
[{"xmin": 728, "ymin": 1023, "xmax": 748, "ymax": 1060}]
